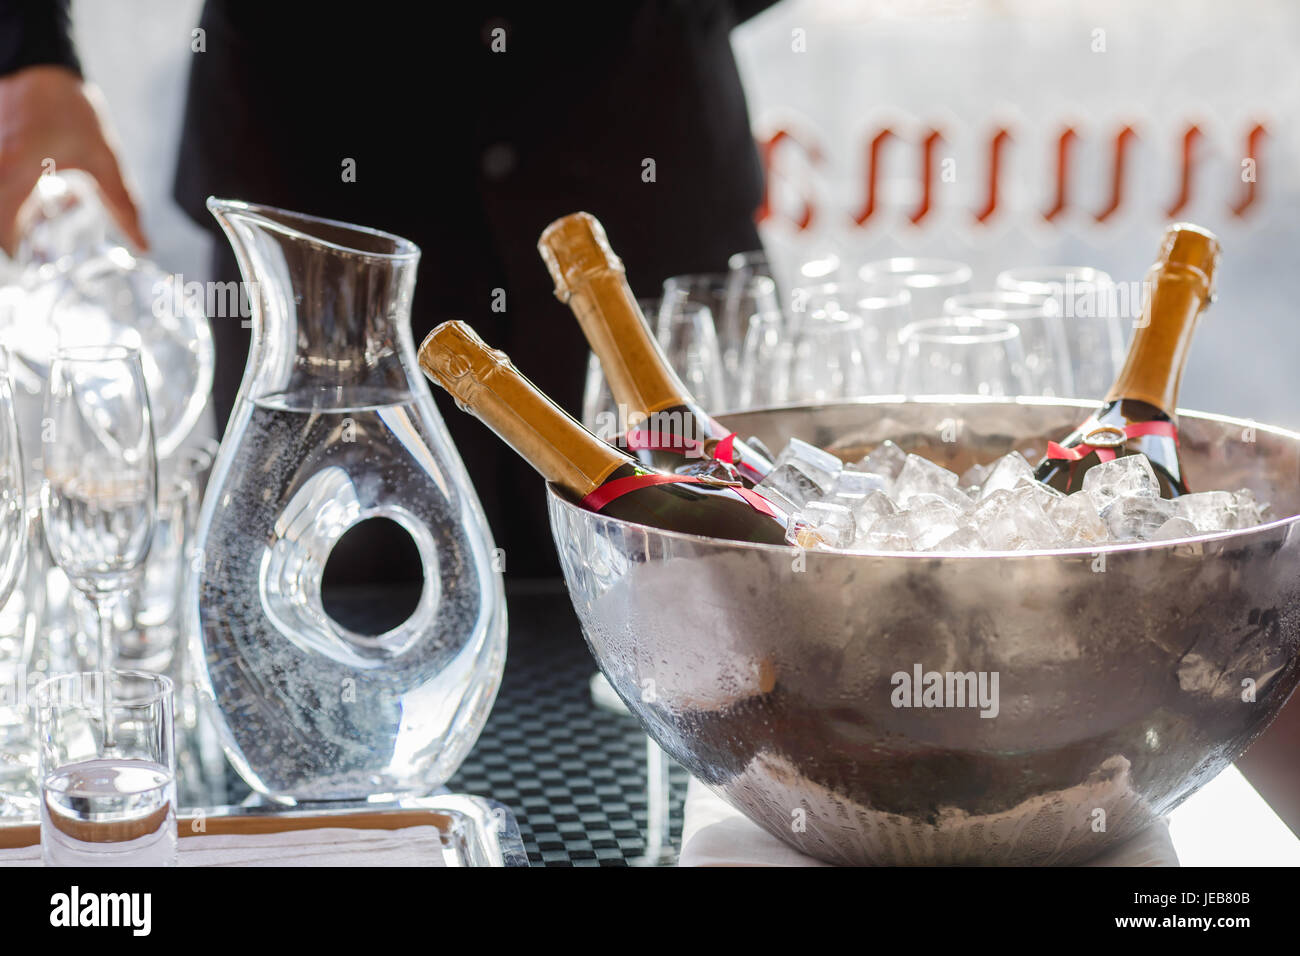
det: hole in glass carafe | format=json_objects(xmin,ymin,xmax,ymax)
[{"xmin": 321, "ymin": 517, "xmax": 424, "ymax": 635}]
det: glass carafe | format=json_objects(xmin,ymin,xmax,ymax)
[{"xmin": 193, "ymin": 200, "xmax": 506, "ymax": 801}]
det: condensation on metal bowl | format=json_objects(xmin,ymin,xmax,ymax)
[{"xmin": 547, "ymin": 398, "xmax": 1300, "ymax": 865}]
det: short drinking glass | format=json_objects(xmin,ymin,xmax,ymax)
[
  {"xmin": 662, "ymin": 272, "xmax": 779, "ymax": 385},
  {"xmin": 858, "ymin": 257, "xmax": 973, "ymax": 322},
  {"xmin": 943, "ymin": 291, "xmax": 1074, "ymax": 397},
  {"xmin": 897, "ymin": 317, "xmax": 1031, "ymax": 398},
  {"xmin": 36, "ymin": 670, "xmax": 176, "ymax": 867},
  {"xmin": 995, "ymin": 266, "xmax": 1123, "ymax": 398}
]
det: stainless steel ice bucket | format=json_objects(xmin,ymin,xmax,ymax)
[{"xmin": 547, "ymin": 398, "xmax": 1300, "ymax": 865}]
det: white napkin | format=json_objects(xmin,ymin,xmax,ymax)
[
  {"xmin": 679, "ymin": 778, "xmax": 1178, "ymax": 867},
  {"xmin": 0, "ymin": 825, "xmax": 448, "ymax": 867}
]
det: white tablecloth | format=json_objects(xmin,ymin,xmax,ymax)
[{"xmin": 680, "ymin": 765, "xmax": 1300, "ymax": 866}]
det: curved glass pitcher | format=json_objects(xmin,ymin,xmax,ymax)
[{"xmin": 192, "ymin": 200, "xmax": 506, "ymax": 801}]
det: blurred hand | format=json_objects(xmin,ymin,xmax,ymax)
[{"xmin": 0, "ymin": 64, "xmax": 147, "ymax": 256}]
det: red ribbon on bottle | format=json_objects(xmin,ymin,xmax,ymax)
[
  {"xmin": 712, "ymin": 432, "xmax": 737, "ymax": 465},
  {"xmin": 1044, "ymin": 419, "xmax": 1178, "ymax": 463},
  {"xmin": 580, "ymin": 472, "xmax": 784, "ymax": 520}
]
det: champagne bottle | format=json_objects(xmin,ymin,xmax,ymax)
[
  {"xmin": 1033, "ymin": 222, "xmax": 1220, "ymax": 497},
  {"xmin": 537, "ymin": 211, "xmax": 774, "ymax": 485},
  {"xmin": 419, "ymin": 321, "xmax": 789, "ymax": 545}
]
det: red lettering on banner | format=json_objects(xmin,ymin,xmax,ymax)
[
  {"xmin": 908, "ymin": 128, "xmax": 944, "ymax": 225},
  {"xmin": 756, "ymin": 119, "xmax": 1268, "ymax": 230},
  {"xmin": 851, "ymin": 128, "xmax": 895, "ymax": 227},
  {"xmin": 1165, "ymin": 124, "xmax": 1204, "ymax": 218},
  {"xmin": 755, "ymin": 128, "xmax": 821, "ymax": 231},
  {"xmin": 974, "ymin": 128, "xmax": 1012, "ymax": 223},
  {"xmin": 1092, "ymin": 125, "xmax": 1139, "ymax": 223},
  {"xmin": 1042, "ymin": 126, "xmax": 1078, "ymax": 222}
]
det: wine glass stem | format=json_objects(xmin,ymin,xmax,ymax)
[{"xmin": 86, "ymin": 592, "xmax": 118, "ymax": 750}]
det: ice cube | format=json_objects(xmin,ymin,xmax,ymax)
[
  {"xmin": 787, "ymin": 500, "xmax": 856, "ymax": 549},
  {"xmin": 1229, "ymin": 488, "xmax": 1265, "ymax": 529},
  {"xmin": 905, "ymin": 499, "xmax": 964, "ymax": 550},
  {"xmin": 744, "ymin": 435, "xmax": 776, "ymax": 464},
  {"xmin": 1012, "ymin": 477, "xmax": 1065, "ymax": 510},
  {"xmin": 774, "ymin": 437, "xmax": 843, "ymax": 488},
  {"xmin": 978, "ymin": 494, "xmax": 1061, "ymax": 550},
  {"xmin": 1171, "ymin": 490, "xmax": 1236, "ymax": 533},
  {"xmin": 832, "ymin": 470, "xmax": 891, "ymax": 500},
  {"xmin": 912, "ymin": 484, "xmax": 974, "ymax": 514},
  {"xmin": 755, "ymin": 460, "xmax": 830, "ymax": 511},
  {"xmin": 970, "ymin": 488, "xmax": 1015, "ymax": 525},
  {"xmin": 1046, "ymin": 491, "xmax": 1109, "ymax": 546},
  {"xmin": 977, "ymin": 451, "xmax": 1034, "ymax": 499},
  {"xmin": 1150, "ymin": 516, "xmax": 1198, "ymax": 541},
  {"xmin": 855, "ymin": 440, "xmax": 907, "ymax": 481},
  {"xmin": 893, "ymin": 454, "xmax": 960, "ymax": 508},
  {"xmin": 848, "ymin": 489, "xmax": 897, "ymax": 533},
  {"xmin": 927, "ymin": 526, "xmax": 984, "ymax": 552},
  {"xmin": 958, "ymin": 462, "xmax": 989, "ymax": 491},
  {"xmin": 1099, "ymin": 495, "xmax": 1175, "ymax": 541},
  {"xmin": 905, "ymin": 492, "xmax": 964, "ymax": 516},
  {"xmin": 1080, "ymin": 454, "xmax": 1160, "ymax": 504},
  {"xmin": 854, "ymin": 512, "xmax": 913, "ymax": 551}
]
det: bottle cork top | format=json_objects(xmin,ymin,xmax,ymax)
[
  {"xmin": 537, "ymin": 212, "xmax": 624, "ymax": 303},
  {"xmin": 418, "ymin": 320, "xmax": 507, "ymax": 409},
  {"xmin": 1159, "ymin": 222, "xmax": 1221, "ymax": 296},
  {"xmin": 418, "ymin": 320, "xmax": 627, "ymax": 496}
]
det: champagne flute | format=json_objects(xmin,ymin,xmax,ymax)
[
  {"xmin": 40, "ymin": 346, "xmax": 157, "ymax": 748},
  {"xmin": 652, "ymin": 297, "xmax": 727, "ymax": 413},
  {"xmin": 0, "ymin": 351, "xmax": 26, "ymax": 611},
  {"xmin": 738, "ymin": 309, "xmax": 795, "ymax": 409},
  {"xmin": 0, "ymin": 350, "xmax": 29, "ymax": 813},
  {"xmin": 855, "ymin": 287, "xmax": 913, "ymax": 387},
  {"xmin": 788, "ymin": 306, "xmax": 872, "ymax": 403},
  {"xmin": 661, "ymin": 272, "xmax": 780, "ymax": 387}
]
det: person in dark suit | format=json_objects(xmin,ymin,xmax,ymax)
[{"xmin": 0, "ymin": 0, "xmax": 778, "ymax": 578}]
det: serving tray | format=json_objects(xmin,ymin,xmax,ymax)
[{"xmin": 0, "ymin": 793, "xmax": 527, "ymax": 867}]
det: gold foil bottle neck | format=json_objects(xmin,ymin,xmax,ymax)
[
  {"xmin": 418, "ymin": 320, "xmax": 625, "ymax": 497},
  {"xmin": 1158, "ymin": 222, "xmax": 1221, "ymax": 298},
  {"xmin": 1105, "ymin": 222, "xmax": 1221, "ymax": 412},
  {"xmin": 538, "ymin": 212, "xmax": 625, "ymax": 303},
  {"xmin": 418, "ymin": 320, "xmax": 510, "ymax": 410},
  {"xmin": 535, "ymin": 211, "xmax": 692, "ymax": 416}
]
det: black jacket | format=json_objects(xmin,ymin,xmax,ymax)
[{"xmin": 2, "ymin": 0, "xmax": 777, "ymax": 577}]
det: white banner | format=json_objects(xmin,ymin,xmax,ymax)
[{"xmin": 734, "ymin": 0, "xmax": 1300, "ymax": 426}]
